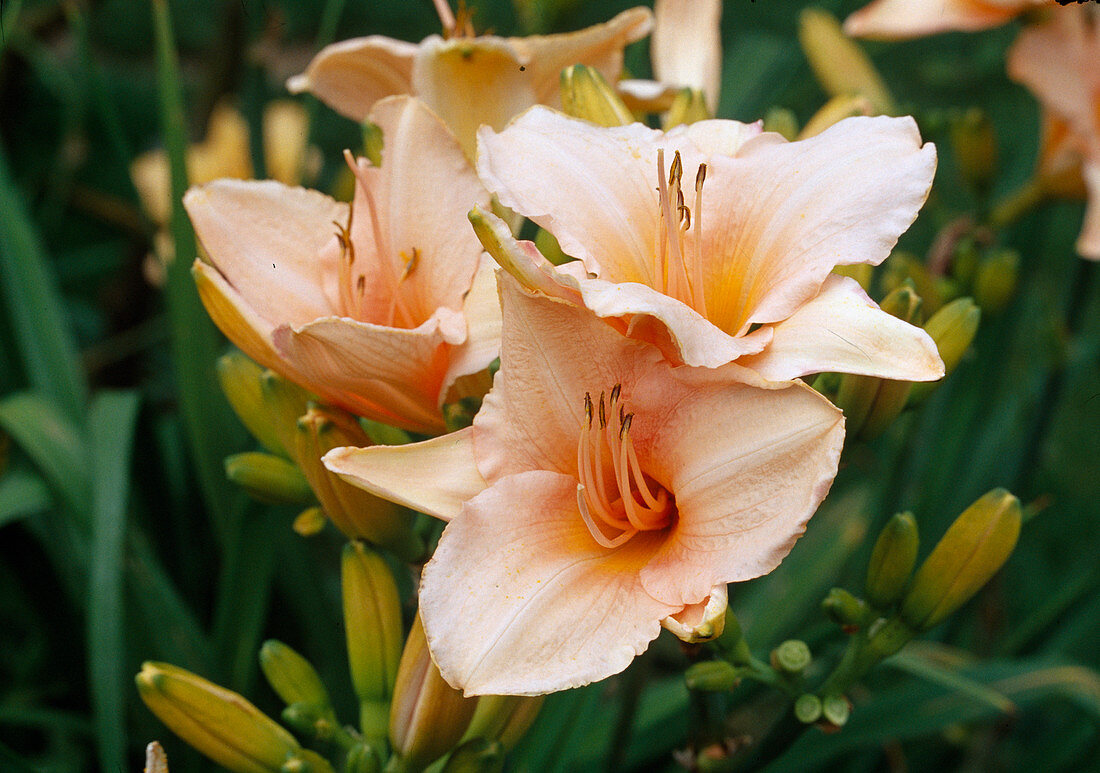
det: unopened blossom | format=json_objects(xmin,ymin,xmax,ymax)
[
  {"xmin": 326, "ymin": 275, "xmax": 845, "ymax": 696},
  {"xmin": 186, "ymin": 96, "xmax": 499, "ymax": 434},
  {"xmin": 475, "ymin": 108, "xmax": 944, "ymax": 383},
  {"xmin": 844, "ymin": 0, "xmax": 1050, "ymax": 40},
  {"xmin": 1008, "ymin": 6, "xmax": 1100, "ymax": 259},
  {"xmin": 287, "ymin": 6, "xmax": 651, "ymax": 158}
]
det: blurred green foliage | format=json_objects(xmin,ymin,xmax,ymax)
[{"xmin": 0, "ymin": 0, "xmax": 1098, "ymax": 771}]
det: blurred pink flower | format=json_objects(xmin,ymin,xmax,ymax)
[
  {"xmin": 475, "ymin": 108, "xmax": 944, "ymax": 382},
  {"xmin": 287, "ymin": 7, "xmax": 651, "ymax": 158},
  {"xmin": 187, "ymin": 96, "xmax": 499, "ymax": 434},
  {"xmin": 1008, "ymin": 6, "xmax": 1100, "ymax": 259},
  {"xmin": 844, "ymin": 0, "xmax": 1050, "ymax": 40},
  {"xmin": 326, "ymin": 275, "xmax": 845, "ymax": 695}
]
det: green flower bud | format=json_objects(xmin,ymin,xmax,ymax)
[
  {"xmin": 864, "ymin": 616, "xmax": 916, "ymax": 661},
  {"xmin": 341, "ymin": 541, "xmax": 405, "ymax": 741},
  {"xmin": 224, "ymin": 452, "xmax": 313, "ymax": 505},
  {"xmin": 822, "ymin": 587, "xmax": 871, "ymax": 629},
  {"xmin": 217, "ymin": 351, "xmax": 285, "ymax": 456},
  {"xmin": 794, "ymin": 694, "xmax": 823, "ymax": 724},
  {"xmin": 389, "ymin": 614, "xmax": 478, "ymax": 772},
  {"xmin": 772, "ymin": 640, "xmax": 812, "ymax": 674},
  {"xmin": 684, "ymin": 661, "xmax": 740, "ymax": 692},
  {"xmin": 292, "ymin": 506, "xmax": 328, "ymax": 537},
  {"xmin": 136, "ymin": 661, "xmax": 300, "ymax": 773},
  {"xmin": 259, "ymin": 640, "xmax": 332, "ymax": 711},
  {"xmin": 798, "ymin": 8, "xmax": 894, "ymax": 115},
  {"xmin": 534, "ymin": 227, "xmax": 573, "ymax": 266},
  {"xmin": 462, "ymin": 695, "xmax": 545, "ymax": 752},
  {"xmin": 821, "ymin": 694, "xmax": 851, "ymax": 727},
  {"xmin": 362, "ymin": 121, "xmax": 383, "ymax": 168},
  {"xmin": 831, "ymin": 262, "xmax": 872, "ymax": 292},
  {"xmin": 259, "ymin": 371, "xmax": 313, "ymax": 458},
  {"xmin": 714, "ymin": 608, "xmax": 753, "ymax": 665},
  {"xmin": 344, "ymin": 742, "xmax": 382, "ymax": 773},
  {"xmin": 910, "ymin": 298, "xmax": 981, "ymax": 404},
  {"xmin": 666, "ymin": 88, "xmax": 711, "ymax": 128},
  {"xmin": 901, "ymin": 489, "xmax": 1022, "ymax": 631},
  {"xmin": 441, "ymin": 738, "xmax": 505, "ymax": 773},
  {"xmin": 974, "ymin": 248, "xmax": 1019, "ymax": 314},
  {"xmin": 297, "ymin": 406, "xmax": 423, "ymax": 561},
  {"xmin": 857, "ymin": 286, "xmax": 924, "ymax": 439},
  {"xmin": 560, "ymin": 65, "xmax": 634, "ymax": 128},
  {"xmin": 762, "ymin": 106, "xmax": 799, "ymax": 141},
  {"xmin": 281, "ymin": 702, "xmax": 337, "ymax": 743},
  {"xmin": 865, "ymin": 512, "xmax": 920, "ymax": 609},
  {"xmin": 949, "ymin": 107, "xmax": 998, "ymax": 194},
  {"xmin": 280, "ymin": 749, "xmax": 335, "ymax": 773},
  {"xmin": 799, "ymin": 94, "xmax": 873, "ymax": 139}
]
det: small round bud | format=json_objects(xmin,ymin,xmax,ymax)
[
  {"xmin": 772, "ymin": 640, "xmax": 812, "ymax": 674},
  {"xmin": 794, "ymin": 694, "xmax": 823, "ymax": 724},
  {"xmin": 821, "ymin": 694, "xmax": 851, "ymax": 727}
]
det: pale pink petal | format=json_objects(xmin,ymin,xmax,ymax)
[
  {"xmin": 737, "ymin": 275, "xmax": 944, "ymax": 381},
  {"xmin": 273, "ymin": 311, "xmax": 462, "ymax": 434},
  {"xmin": 413, "ymin": 36, "xmax": 537, "ymax": 159},
  {"xmin": 1078, "ymin": 160, "xmax": 1100, "ymax": 260},
  {"xmin": 365, "ymin": 96, "xmax": 491, "ymax": 323},
  {"xmin": 661, "ymin": 583, "xmax": 727, "ymax": 643},
  {"xmin": 617, "ymin": 78, "xmax": 679, "ymax": 112},
  {"xmin": 843, "ymin": 0, "xmax": 1032, "ymax": 40},
  {"xmin": 700, "ymin": 116, "xmax": 936, "ymax": 332},
  {"xmin": 630, "ymin": 375, "xmax": 844, "ymax": 606},
  {"xmin": 419, "ymin": 469, "xmax": 677, "ymax": 696},
  {"xmin": 440, "ymin": 260, "xmax": 503, "ymax": 403},
  {"xmin": 286, "ymin": 36, "xmax": 417, "ymax": 122},
  {"xmin": 324, "ymin": 427, "xmax": 486, "ymax": 522},
  {"xmin": 184, "ymin": 180, "xmax": 346, "ymax": 326},
  {"xmin": 516, "ymin": 7, "xmax": 654, "ymax": 105},
  {"xmin": 653, "ymin": 0, "xmax": 722, "ymax": 112},
  {"xmin": 675, "ymin": 118, "xmax": 768, "ymax": 158}
]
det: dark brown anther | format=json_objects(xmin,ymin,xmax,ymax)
[
  {"xmin": 696, "ymin": 163, "xmax": 707, "ymax": 190},
  {"xmin": 620, "ymin": 413, "xmax": 633, "ymax": 440},
  {"xmin": 584, "ymin": 392, "xmax": 593, "ymax": 427},
  {"xmin": 610, "ymin": 383, "xmax": 622, "ymax": 405},
  {"xmin": 598, "ymin": 392, "xmax": 607, "ymax": 429}
]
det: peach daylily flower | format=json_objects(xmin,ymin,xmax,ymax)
[
  {"xmin": 326, "ymin": 275, "xmax": 845, "ymax": 695},
  {"xmin": 286, "ymin": 7, "xmax": 651, "ymax": 159},
  {"xmin": 1008, "ymin": 6, "xmax": 1100, "ymax": 259},
  {"xmin": 185, "ymin": 96, "xmax": 499, "ymax": 434},
  {"xmin": 475, "ymin": 108, "xmax": 944, "ymax": 383},
  {"xmin": 844, "ymin": 0, "xmax": 1050, "ymax": 40}
]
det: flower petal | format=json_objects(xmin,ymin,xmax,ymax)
[
  {"xmin": 652, "ymin": 0, "xmax": 722, "ymax": 112},
  {"xmin": 287, "ymin": 35, "xmax": 417, "ymax": 122},
  {"xmin": 324, "ymin": 427, "xmax": 486, "ymax": 522},
  {"xmin": 440, "ymin": 260, "xmax": 503, "ymax": 403},
  {"xmin": 419, "ymin": 469, "xmax": 677, "ymax": 696},
  {"xmin": 738, "ymin": 275, "xmax": 944, "ymax": 381},
  {"xmin": 1079, "ymin": 160, "xmax": 1100, "ymax": 260},
  {"xmin": 702, "ymin": 115, "xmax": 936, "ymax": 332},
  {"xmin": 632, "ymin": 375, "xmax": 844, "ymax": 606},
  {"xmin": 191, "ymin": 260, "xmax": 285, "ymax": 375},
  {"xmin": 273, "ymin": 312, "xmax": 460, "ymax": 434},
  {"xmin": 661, "ymin": 582, "xmax": 727, "ymax": 643},
  {"xmin": 843, "ymin": 0, "xmax": 1031, "ymax": 40},
  {"xmin": 184, "ymin": 180, "xmax": 346, "ymax": 326}
]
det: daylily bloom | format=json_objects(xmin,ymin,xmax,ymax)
[
  {"xmin": 287, "ymin": 6, "xmax": 652, "ymax": 159},
  {"xmin": 844, "ymin": 0, "xmax": 1051, "ymax": 40},
  {"xmin": 475, "ymin": 108, "xmax": 944, "ymax": 383},
  {"xmin": 1007, "ymin": 6, "xmax": 1100, "ymax": 259},
  {"xmin": 185, "ymin": 96, "xmax": 499, "ymax": 434},
  {"xmin": 325, "ymin": 275, "xmax": 845, "ymax": 695}
]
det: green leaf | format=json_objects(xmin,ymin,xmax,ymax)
[
  {"xmin": 886, "ymin": 644, "xmax": 1016, "ymax": 715},
  {"xmin": 0, "ymin": 468, "xmax": 53, "ymax": 527},
  {"xmin": 87, "ymin": 390, "xmax": 140, "ymax": 773},
  {"xmin": 0, "ymin": 145, "xmax": 88, "ymax": 419}
]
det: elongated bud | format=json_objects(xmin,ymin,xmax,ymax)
[
  {"xmin": 685, "ymin": 660, "xmax": 739, "ymax": 691},
  {"xmin": 259, "ymin": 370, "xmax": 313, "ymax": 456},
  {"xmin": 762, "ymin": 107, "xmax": 799, "ymax": 141},
  {"xmin": 390, "ymin": 614, "xmax": 478, "ymax": 772},
  {"xmin": 282, "ymin": 749, "xmax": 335, "ymax": 773},
  {"xmin": 901, "ymin": 489, "xmax": 1022, "ymax": 631},
  {"xmin": 665, "ymin": 88, "xmax": 711, "ymax": 128},
  {"xmin": 864, "ymin": 616, "xmax": 915, "ymax": 660},
  {"xmin": 865, "ymin": 512, "xmax": 920, "ymax": 609},
  {"xmin": 798, "ymin": 94, "xmax": 873, "ymax": 139},
  {"xmin": 910, "ymin": 298, "xmax": 981, "ymax": 404},
  {"xmin": 949, "ymin": 107, "xmax": 998, "ymax": 193},
  {"xmin": 136, "ymin": 662, "xmax": 300, "ymax": 773},
  {"xmin": 299, "ymin": 406, "xmax": 423, "ymax": 561},
  {"xmin": 974, "ymin": 249, "xmax": 1019, "ymax": 314},
  {"xmin": 259, "ymin": 640, "xmax": 333, "ymax": 715},
  {"xmin": 832, "ymin": 263, "xmax": 872, "ymax": 292},
  {"xmin": 342, "ymin": 541, "xmax": 405, "ymax": 741},
  {"xmin": 534, "ymin": 227, "xmax": 573, "ymax": 266},
  {"xmin": 344, "ymin": 742, "xmax": 382, "ymax": 773},
  {"xmin": 560, "ymin": 64, "xmax": 634, "ymax": 127},
  {"xmin": 293, "ymin": 506, "xmax": 328, "ymax": 537},
  {"xmin": 442, "ymin": 738, "xmax": 505, "ymax": 773},
  {"xmin": 225, "ymin": 452, "xmax": 314, "ymax": 505},
  {"xmin": 662, "ymin": 583, "xmax": 727, "ymax": 643},
  {"xmin": 822, "ymin": 587, "xmax": 871, "ymax": 629},
  {"xmin": 798, "ymin": 9, "xmax": 894, "ymax": 115},
  {"xmin": 463, "ymin": 695, "xmax": 545, "ymax": 752},
  {"xmin": 362, "ymin": 120, "xmax": 383, "ymax": 168},
  {"xmin": 217, "ymin": 351, "xmax": 286, "ymax": 456},
  {"xmin": 714, "ymin": 607, "xmax": 753, "ymax": 665}
]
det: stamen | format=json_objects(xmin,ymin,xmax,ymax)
[
  {"xmin": 578, "ymin": 487, "xmax": 637, "ymax": 549},
  {"xmin": 693, "ymin": 163, "xmax": 708, "ymax": 318},
  {"xmin": 432, "ymin": 0, "xmax": 456, "ymax": 33}
]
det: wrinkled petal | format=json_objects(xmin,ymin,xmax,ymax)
[
  {"xmin": 661, "ymin": 582, "xmax": 727, "ymax": 643},
  {"xmin": 843, "ymin": 0, "xmax": 1036, "ymax": 40},
  {"xmin": 702, "ymin": 116, "xmax": 936, "ymax": 332},
  {"xmin": 324, "ymin": 427, "xmax": 486, "ymax": 522},
  {"xmin": 738, "ymin": 275, "xmax": 944, "ymax": 381},
  {"xmin": 441, "ymin": 260, "xmax": 503, "ymax": 403},
  {"xmin": 287, "ymin": 36, "xmax": 417, "ymax": 122},
  {"xmin": 631, "ymin": 374, "xmax": 844, "ymax": 606},
  {"xmin": 419, "ymin": 469, "xmax": 677, "ymax": 696},
  {"xmin": 184, "ymin": 180, "xmax": 346, "ymax": 326},
  {"xmin": 191, "ymin": 260, "xmax": 286, "ymax": 377},
  {"xmin": 652, "ymin": 0, "xmax": 722, "ymax": 112},
  {"xmin": 273, "ymin": 311, "xmax": 463, "ymax": 434},
  {"xmin": 1079, "ymin": 161, "xmax": 1100, "ymax": 260}
]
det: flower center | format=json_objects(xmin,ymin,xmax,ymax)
[
  {"xmin": 576, "ymin": 384, "xmax": 676, "ymax": 549},
  {"xmin": 655, "ymin": 148, "xmax": 708, "ymax": 319}
]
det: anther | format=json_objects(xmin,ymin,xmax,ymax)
[
  {"xmin": 598, "ymin": 391, "xmax": 607, "ymax": 429},
  {"xmin": 620, "ymin": 412, "xmax": 633, "ymax": 440},
  {"xmin": 610, "ymin": 383, "xmax": 622, "ymax": 405},
  {"xmin": 584, "ymin": 392, "xmax": 593, "ymax": 427}
]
